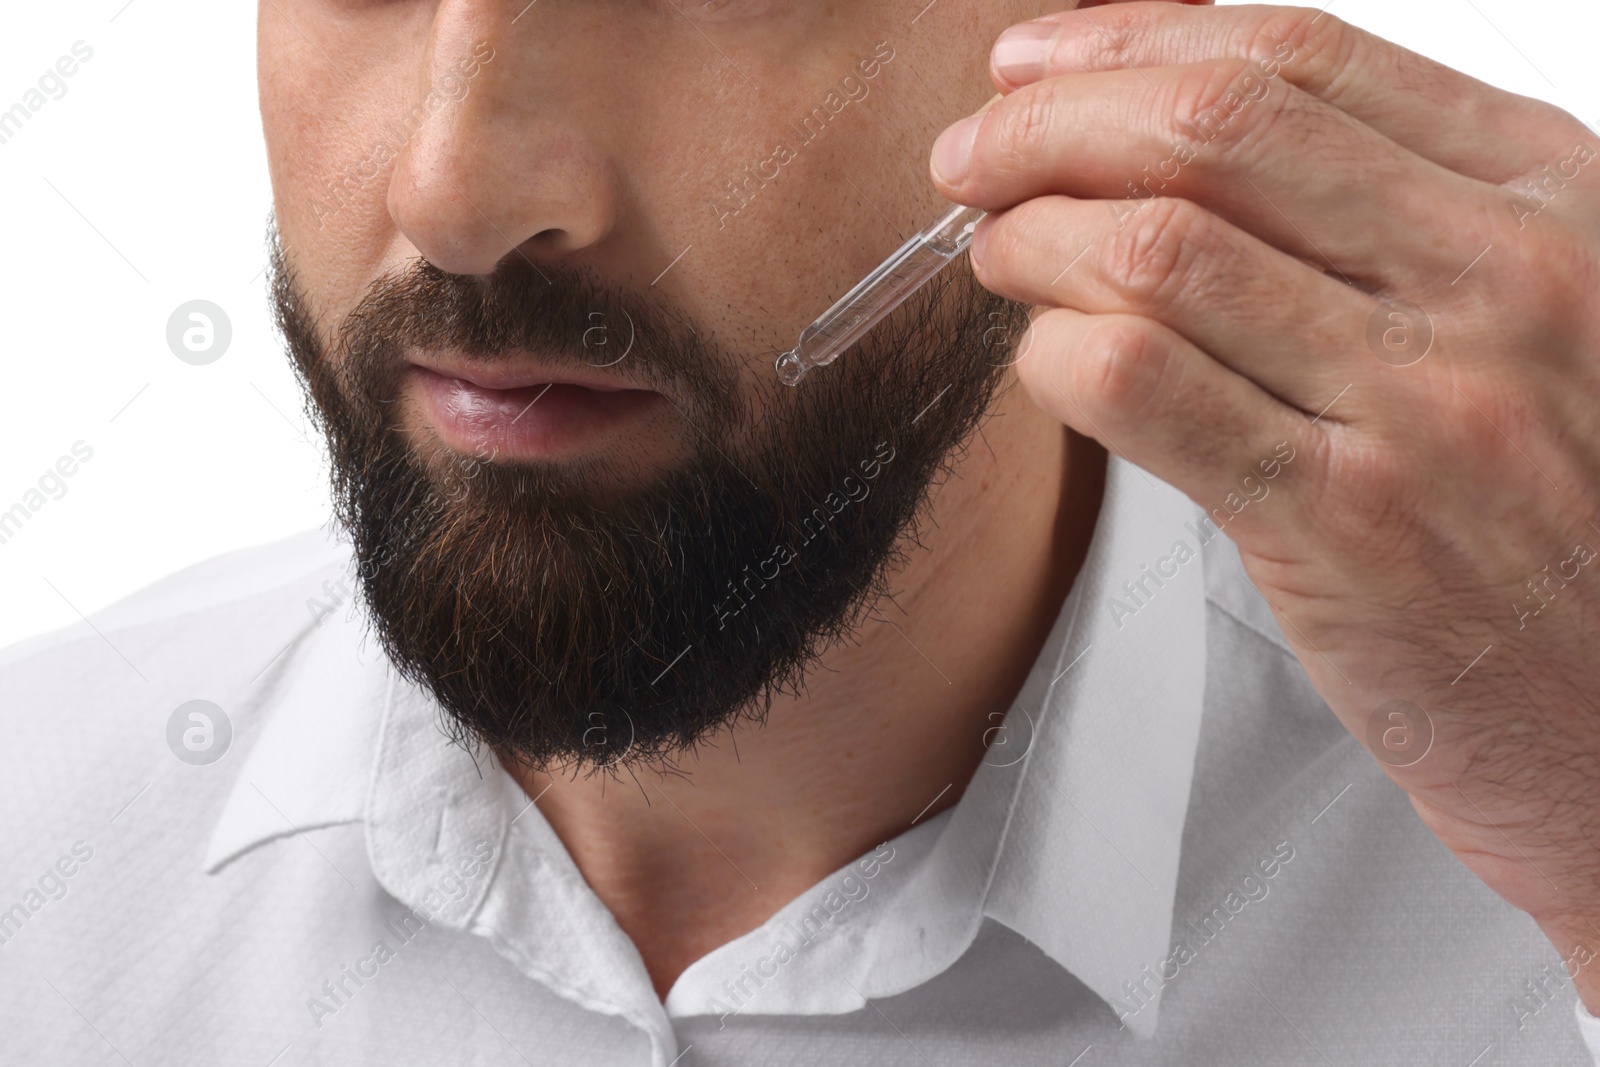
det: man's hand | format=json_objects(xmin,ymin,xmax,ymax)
[{"xmin": 931, "ymin": 1, "xmax": 1600, "ymax": 1006}]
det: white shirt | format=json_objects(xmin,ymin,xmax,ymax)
[{"xmin": 4, "ymin": 456, "xmax": 1599, "ymax": 1066}]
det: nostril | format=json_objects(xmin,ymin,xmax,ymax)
[{"xmin": 528, "ymin": 227, "xmax": 576, "ymax": 252}]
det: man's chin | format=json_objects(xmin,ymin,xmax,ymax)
[{"xmin": 341, "ymin": 438, "xmax": 807, "ymax": 770}]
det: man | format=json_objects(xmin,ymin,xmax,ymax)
[{"xmin": 3, "ymin": 0, "xmax": 1598, "ymax": 1062}]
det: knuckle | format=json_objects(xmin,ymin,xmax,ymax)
[
  {"xmin": 1444, "ymin": 373, "xmax": 1543, "ymax": 466},
  {"xmin": 1081, "ymin": 5, "xmax": 1142, "ymax": 66},
  {"xmin": 1459, "ymin": 176, "xmax": 1598, "ymax": 339},
  {"xmin": 1502, "ymin": 225, "xmax": 1600, "ymax": 343},
  {"xmin": 978, "ymin": 206, "xmax": 1031, "ymax": 286},
  {"xmin": 1539, "ymin": 105, "xmax": 1600, "ymax": 146},
  {"xmin": 987, "ymin": 83, "xmax": 1059, "ymax": 176},
  {"xmin": 1251, "ymin": 7, "xmax": 1353, "ymax": 95},
  {"xmin": 981, "ymin": 196, "xmax": 1068, "ymax": 287},
  {"xmin": 1071, "ymin": 317, "xmax": 1174, "ymax": 420},
  {"xmin": 1166, "ymin": 57, "xmax": 1291, "ymax": 161},
  {"xmin": 1096, "ymin": 196, "xmax": 1210, "ymax": 309}
]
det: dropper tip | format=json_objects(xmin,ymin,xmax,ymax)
[{"xmin": 774, "ymin": 350, "xmax": 807, "ymax": 387}]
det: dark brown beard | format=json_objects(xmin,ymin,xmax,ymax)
[{"xmin": 268, "ymin": 227, "xmax": 1024, "ymax": 774}]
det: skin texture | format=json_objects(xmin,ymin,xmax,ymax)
[
  {"xmin": 936, "ymin": 0, "xmax": 1600, "ymax": 1013},
  {"xmin": 259, "ymin": 0, "xmax": 1119, "ymax": 995}
]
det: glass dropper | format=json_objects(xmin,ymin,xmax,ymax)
[{"xmin": 774, "ymin": 201, "xmax": 986, "ymax": 387}]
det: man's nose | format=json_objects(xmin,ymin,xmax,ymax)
[{"xmin": 386, "ymin": 18, "xmax": 619, "ymax": 277}]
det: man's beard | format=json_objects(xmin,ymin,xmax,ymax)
[{"xmin": 268, "ymin": 226, "xmax": 1026, "ymax": 773}]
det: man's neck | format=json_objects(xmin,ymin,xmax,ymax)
[{"xmin": 501, "ymin": 376, "xmax": 1107, "ymax": 999}]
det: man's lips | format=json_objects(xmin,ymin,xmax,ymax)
[
  {"xmin": 406, "ymin": 355, "xmax": 664, "ymax": 461},
  {"xmin": 409, "ymin": 353, "xmax": 650, "ymax": 393}
]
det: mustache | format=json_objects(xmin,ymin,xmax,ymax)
[{"xmin": 274, "ymin": 233, "xmax": 743, "ymax": 425}]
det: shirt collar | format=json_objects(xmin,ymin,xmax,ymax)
[
  {"xmin": 652, "ymin": 458, "xmax": 1210, "ymax": 1038},
  {"xmin": 203, "ymin": 455, "xmax": 1209, "ymax": 1041},
  {"xmin": 975, "ymin": 456, "xmax": 1209, "ymax": 1037},
  {"xmin": 203, "ymin": 595, "xmax": 388, "ymax": 874}
]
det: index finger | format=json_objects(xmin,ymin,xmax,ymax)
[{"xmin": 989, "ymin": 2, "xmax": 1587, "ymax": 183}]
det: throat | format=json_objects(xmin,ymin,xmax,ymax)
[{"xmin": 499, "ymin": 392, "xmax": 1103, "ymax": 1002}]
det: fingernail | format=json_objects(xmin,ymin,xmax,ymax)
[
  {"xmin": 932, "ymin": 113, "xmax": 982, "ymax": 187},
  {"xmin": 992, "ymin": 20, "xmax": 1060, "ymax": 87},
  {"xmin": 968, "ymin": 216, "xmax": 990, "ymax": 273}
]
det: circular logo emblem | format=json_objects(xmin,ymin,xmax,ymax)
[
  {"xmin": 580, "ymin": 708, "xmax": 637, "ymax": 768},
  {"xmin": 580, "ymin": 308, "xmax": 634, "ymax": 368},
  {"xmin": 981, "ymin": 309, "xmax": 1038, "ymax": 369},
  {"xmin": 1365, "ymin": 300, "xmax": 1433, "ymax": 367},
  {"xmin": 166, "ymin": 700, "xmax": 233, "ymax": 765},
  {"xmin": 1364, "ymin": 699, "xmax": 1434, "ymax": 767},
  {"xmin": 982, "ymin": 704, "xmax": 1036, "ymax": 768},
  {"xmin": 166, "ymin": 300, "xmax": 232, "ymax": 365}
]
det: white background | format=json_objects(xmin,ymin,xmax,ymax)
[{"xmin": 0, "ymin": 0, "xmax": 1595, "ymax": 652}]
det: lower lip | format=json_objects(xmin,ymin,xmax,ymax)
[{"xmin": 409, "ymin": 366, "xmax": 664, "ymax": 460}]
